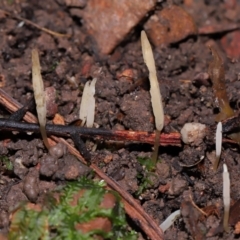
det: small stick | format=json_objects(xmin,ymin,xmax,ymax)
[
  {"xmin": 0, "ymin": 9, "xmax": 71, "ymax": 38},
  {"xmin": 70, "ymin": 132, "xmax": 91, "ymax": 163},
  {"xmin": 0, "ymin": 89, "xmax": 181, "ymax": 146},
  {"xmin": 189, "ymin": 193, "xmax": 208, "ymax": 216},
  {"xmin": 0, "ymin": 119, "xmax": 181, "ymax": 146}
]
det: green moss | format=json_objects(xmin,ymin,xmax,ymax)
[
  {"xmin": 50, "ymin": 61, "xmax": 59, "ymax": 72},
  {"xmin": 137, "ymin": 156, "xmax": 156, "ymax": 172},
  {"xmin": 9, "ymin": 177, "xmax": 137, "ymax": 240},
  {"xmin": 135, "ymin": 157, "xmax": 158, "ymax": 196},
  {"xmin": 0, "ymin": 156, "xmax": 13, "ymax": 171}
]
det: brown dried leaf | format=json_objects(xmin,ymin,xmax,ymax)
[
  {"xmin": 208, "ymin": 46, "xmax": 235, "ymax": 122},
  {"xmin": 145, "ymin": 5, "xmax": 197, "ymax": 46}
]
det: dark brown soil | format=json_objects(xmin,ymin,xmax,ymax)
[{"xmin": 1, "ymin": 0, "xmax": 240, "ymax": 239}]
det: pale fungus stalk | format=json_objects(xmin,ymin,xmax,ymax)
[
  {"xmin": 32, "ymin": 49, "xmax": 50, "ymax": 149},
  {"xmin": 141, "ymin": 31, "xmax": 164, "ymax": 132},
  {"xmin": 160, "ymin": 209, "xmax": 181, "ymax": 232},
  {"xmin": 214, "ymin": 122, "xmax": 222, "ymax": 170},
  {"xmin": 141, "ymin": 30, "xmax": 164, "ymax": 165},
  {"xmin": 223, "ymin": 163, "xmax": 230, "ymax": 232},
  {"xmin": 79, "ymin": 78, "xmax": 97, "ymax": 128}
]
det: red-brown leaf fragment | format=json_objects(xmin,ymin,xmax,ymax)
[
  {"xmin": 80, "ymin": 0, "xmax": 156, "ymax": 54},
  {"xmin": 144, "ymin": 5, "xmax": 197, "ymax": 47}
]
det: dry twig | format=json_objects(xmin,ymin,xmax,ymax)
[{"xmin": 0, "ymin": 9, "xmax": 71, "ymax": 38}]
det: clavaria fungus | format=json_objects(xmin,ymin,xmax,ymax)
[
  {"xmin": 79, "ymin": 78, "xmax": 97, "ymax": 128},
  {"xmin": 223, "ymin": 163, "xmax": 230, "ymax": 232},
  {"xmin": 32, "ymin": 49, "xmax": 50, "ymax": 149},
  {"xmin": 141, "ymin": 31, "xmax": 164, "ymax": 164},
  {"xmin": 160, "ymin": 209, "xmax": 181, "ymax": 232},
  {"xmin": 141, "ymin": 31, "xmax": 164, "ymax": 132},
  {"xmin": 214, "ymin": 121, "xmax": 222, "ymax": 170}
]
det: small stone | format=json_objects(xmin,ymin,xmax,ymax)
[
  {"xmin": 64, "ymin": 165, "xmax": 79, "ymax": 180},
  {"xmin": 168, "ymin": 176, "xmax": 188, "ymax": 196},
  {"xmin": 40, "ymin": 155, "xmax": 58, "ymax": 177},
  {"xmin": 45, "ymin": 87, "xmax": 58, "ymax": 118},
  {"xmin": 23, "ymin": 169, "xmax": 40, "ymax": 202},
  {"xmin": 53, "ymin": 154, "xmax": 91, "ymax": 180},
  {"xmin": 49, "ymin": 143, "xmax": 67, "ymax": 158},
  {"xmin": 156, "ymin": 162, "xmax": 170, "ymax": 180},
  {"xmin": 181, "ymin": 122, "xmax": 207, "ymax": 146},
  {"xmin": 144, "ymin": 5, "xmax": 197, "ymax": 47}
]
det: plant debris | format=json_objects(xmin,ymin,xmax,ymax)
[{"xmin": 208, "ymin": 46, "xmax": 235, "ymax": 122}]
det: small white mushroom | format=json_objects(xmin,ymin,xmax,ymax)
[{"xmin": 214, "ymin": 121, "xmax": 222, "ymax": 170}]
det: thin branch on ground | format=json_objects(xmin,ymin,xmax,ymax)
[
  {"xmin": 0, "ymin": 9, "xmax": 71, "ymax": 38},
  {"xmin": 0, "ymin": 89, "xmax": 181, "ymax": 147}
]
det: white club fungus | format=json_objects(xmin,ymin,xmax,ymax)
[
  {"xmin": 214, "ymin": 121, "xmax": 222, "ymax": 170},
  {"xmin": 32, "ymin": 49, "xmax": 50, "ymax": 149},
  {"xmin": 223, "ymin": 163, "xmax": 230, "ymax": 232},
  {"xmin": 79, "ymin": 78, "xmax": 97, "ymax": 128},
  {"xmin": 160, "ymin": 209, "xmax": 181, "ymax": 232},
  {"xmin": 141, "ymin": 31, "xmax": 164, "ymax": 132}
]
